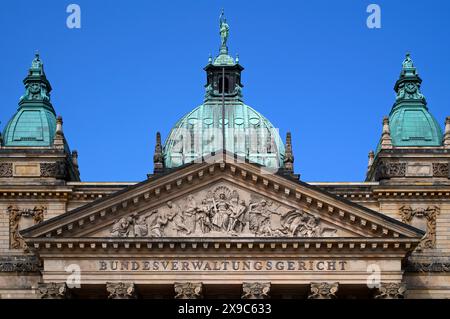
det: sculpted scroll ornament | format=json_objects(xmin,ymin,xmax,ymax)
[
  {"xmin": 40, "ymin": 161, "xmax": 66, "ymax": 178},
  {"xmin": 106, "ymin": 282, "xmax": 137, "ymax": 299},
  {"xmin": 308, "ymin": 282, "xmax": 339, "ymax": 299},
  {"xmin": 110, "ymin": 186, "xmax": 337, "ymax": 238},
  {"xmin": 242, "ymin": 282, "xmax": 270, "ymax": 299},
  {"xmin": 399, "ymin": 206, "xmax": 440, "ymax": 250},
  {"xmin": 375, "ymin": 162, "xmax": 406, "ymax": 180},
  {"xmin": 432, "ymin": 163, "xmax": 449, "ymax": 177},
  {"xmin": 374, "ymin": 283, "xmax": 406, "ymax": 299},
  {"xmin": 38, "ymin": 282, "xmax": 70, "ymax": 299},
  {"xmin": 174, "ymin": 282, "xmax": 203, "ymax": 299},
  {"xmin": 0, "ymin": 163, "xmax": 13, "ymax": 177},
  {"xmin": 8, "ymin": 205, "xmax": 45, "ymax": 250}
]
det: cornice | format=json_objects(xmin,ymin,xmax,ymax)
[{"xmin": 26, "ymin": 237, "xmax": 420, "ymax": 254}]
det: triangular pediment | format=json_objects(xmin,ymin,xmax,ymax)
[{"xmin": 22, "ymin": 154, "xmax": 424, "ymax": 241}]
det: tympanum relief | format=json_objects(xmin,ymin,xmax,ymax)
[{"xmin": 110, "ymin": 185, "xmax": 338, "ymax": 238}]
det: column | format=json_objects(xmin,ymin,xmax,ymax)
[
  {"xmin": 174, "ymin": 282, "xmax": 203, "ymax": 299},
  {"xmin": 37, "ymin": 282, "xmax": 70, "ymax": 299},
  {"xmin": 106, "ymin": 282, "xmax": 137, "ymax": 299},
  {"xmin": 241, "ymin": 282, "xmax": 271, "ymax": 299},
  {"xmin": 374, "ymin": 282, "xmax": 406, "ymax": 299},
  {"xmin": 308, "ymin": 282, "xmax": 339, "ymax": 299}
]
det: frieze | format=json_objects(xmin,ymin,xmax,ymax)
[
  {"xmin": 0, "ymin": 162, "xmax": 13, "ymax": 177},
  {"xmin": 0, "ymin": 255, "xmax": 41, "ymax": 272},
  {"xmin": 406, "ymin": 261, "xmax": 450, "ymax": 272},
  {"xmin": 399, "ymin": 206, "xmax": 439, "ymax": 250},
  {"xmin": 432, "ymin": 163, "xmax": 449, "ymax": 177},
  {"xmin": 8, "ymin": 205, "xmax": 45, "ymax": 250},
  {"xmin": 40, "ymin": 161, "xmax": 66, "ymax": 178},
  {"xmin": 375, "ymin": 162, "xmax": 406, "ymax": 180},
  {"xmin": 110, "ymin": 185, "xmax": 337, "ymax": 238}
]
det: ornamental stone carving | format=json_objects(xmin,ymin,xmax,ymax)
[
  {"xmin": 0, "ymin": 163, "xmax": 13, "ymax": 177},
  {"xmin": 8, "ymin": 205, "xmax": 45, "ymax": 250},
  {"xmin": 40, "ymin": 161, "xmax": 66, "ymax": 178},
  {"xmin": 432, "ymin": 163, "xmax": 449, "ymax": 177},
  {"xmin": 406, "ymin": 261, "xmax": 450, "ymax": 272},
  {"xmin": 308, "ymin": 282, "xmax": 339, "ymax": 299},
  {"xmin": 106, "ymin": 282, "xmax": 137, "ymax": 299},
  {"xmin": 0, "ymin": 256, "xmax": 40, "ymax": 272},
  {"xmin": 174, "ymin": 282, "xmax": 203, "ymax": 299},
  {"xmin": 374, "ymin": 282, "xmax": 406, "ymax": 299},
  {"xmin": 399, "ymin": 206, "xmax": 440, "ymax": 250},
  {"xmin": 110, "ymin": 185, "xmax": 337, "ymax": 238},
  {"xmin": 38, "ymin": 282, "xmax": 70, "ymax": 299},
  {"xmin": 375, "ymin": 162, "xmax": 406, "ymax": 180},
  {"xmin": 241, "ymin": 282, "xmax": 270, "ymax": 299}
]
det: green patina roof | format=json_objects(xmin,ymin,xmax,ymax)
[
  {"xmin": 163, "ymin": 101, "xmax": 285, "ymax": 169},
  {"xmin": 376, "ymin": 54, "xmax": 443, "ymax": 154},
  {"xmin": 2, "ymin": 53, "xmax": 57, "ymax": 147}
]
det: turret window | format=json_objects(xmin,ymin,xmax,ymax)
[{"xmin": 218, "ymin": 76, "xmax": 230, "ymax": 94}]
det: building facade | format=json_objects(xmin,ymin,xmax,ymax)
[{"xmin": 1, "ymin": 15, "xmax": 450, "ymax": 299}]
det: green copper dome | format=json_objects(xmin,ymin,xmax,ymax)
[
  {"xmin": 163, "ymin": 11, "xmax": 285, "ymax": 170},
  {"xmin": 164, "ymin": 101, "xmax": 285, "ymax": 169},
  {"xmin": 2, "ymin": 53, "xmax": 57, "ymax": 147},
  {"xmin": 376, "ymin": 54, "xmax": 443, "ymax": 153},
  {"xmin": 3, "ymin": 107, "xmax": 56, "ymax": 147}
]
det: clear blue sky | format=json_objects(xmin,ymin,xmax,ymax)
[{"xmin": 1, "ymin": 1, "xmax": 449, "ymax": 182}]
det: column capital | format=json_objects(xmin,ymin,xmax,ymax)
[
  {"xmin": 38, "ymin": 282, "xmax": 70, "ymax": 299},
  {"xmin": 174, "ymin": 282, "xmax": 203, "ymax": 299},
  {"xmin": 241, "ymin": 282, "xmax": 271, "ymax": 299},
  {"xmin": 106, "ymin": 282, "xmax": 137, "ymax": 299},
  {"xmin": 374, "ymin": 282, "xmax": 406, "ymax": 299},
  {"xmin": 308, "ymin": 282, "xmax": 339, "ymax": 299}
]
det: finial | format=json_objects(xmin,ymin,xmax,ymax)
[
  {"xmin": 402, "ymin": 52, "xmax": 414, "ymax": 69},
  {"xmin": 35, "ymin": 50, "xmax": 40, "ymax": 59},
  {"xmin": 444, "ymin": 116, "xmax": 450, "ymax": 148},
  {"xmin": 208, "ymin": 54, "xmax": 212, "ymax": 64},
  {"xmin": 53, "ymin": 116, "xmax": 65, "ymax": 149},
  {"xmin": 381, "ymin": 116, "xmax": 393, "ymax": 149},
  {"xmin": 71, "ymin": 150, "xmax": 79, "ymax": 167},
  {"xmin": 153, "ymin": 131, "xmax": 164, "ymax": 173},
  {"xmin": 56, "ymin": 116, "xmax": 64, "ymax": 136},
  {"xmin": 367, "ymin": 150, "xmax": 374, "ymax": 171},
  {"xmin": 236, "ymin": 54, "xmax": 239, "ymax": 63},
  {"xmin": 219, "ymin": 9, "xmax": 229, "ymax": 54},
  {"xmin": 284, "ymin": 132, "xmax": 294, "ymax": 173}
]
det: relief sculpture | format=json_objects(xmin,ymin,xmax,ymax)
[{"xmin": 110, "ymin": 185, "xmax": 337, "ymax": 238}]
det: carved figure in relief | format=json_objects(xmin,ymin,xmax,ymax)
[
  {"xmin": 248, "ymin": 200, "xmax": 279, "ymax": 235},
  {"xmin": 196, "ymin": 200, "xmax": 212, "ymax": 233},
  {"xmin": 133, "ymin": 214, "xmax": 149, "ymax": 237},
  {"xmin": 211, "ymin": 193, "xmax": 230, "ymax": 231},
  {"xmin": 111, "ymin": 216, "xmax": 134, "ymax": 237},
  {"xmin": 228, "ymin": 199, "xmax": 247, "ymax": 233},
  {"xmin": 166, "ymin": 201, "xmax": 191, "ymax": 235},
  {"xmin": 148, "ymin": 211, "xmax": 169, "ymax": 237},
  {"xmin": 184, "ymin": 195, "xmax": 198, "ymax": 232}
]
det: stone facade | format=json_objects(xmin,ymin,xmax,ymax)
[{"xmin": 0, "ymin": 14, "xmax": 449, "ymax": 300}]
